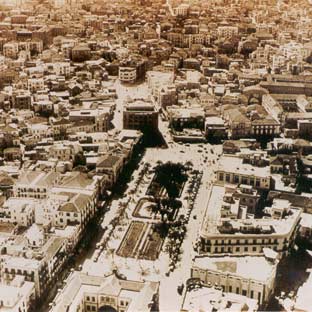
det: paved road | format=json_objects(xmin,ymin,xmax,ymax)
[{"xmin": 76, "ymin": 78, "xmax": 223, "ymax": 311}]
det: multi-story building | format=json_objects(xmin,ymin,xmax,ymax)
[
  {"xmin": 0, "ymin": 276, "xmax": 35, "ymax": 312},
  {"xmin": 12, "ymin": 90, "xmax": 32, "ymax": 110},
  {"xmin": 3, "ymin": 42, "xmax": 19, "ymax": 59},
  {"xmin": 191, "ymin": 255, "xmax": 277, "ymax": 306},
  {"xmin": 167, "ymin": 106, "xmax": 205, "ymax": 131},
  {"xmin": 146, "ymin": 70, "xmax": 174, "ymax": 98},
  {"xmin": 28, "ymin": 78, "xmax": 45, "ymax": 93},
  {"xmin": 69, "ymin": 108, "xmax": 113, "ymax": 133},
  {"xmin": 0, "ymin": 197, "xmax": 37, "ymax": 226},
  {"xmin": 251, "ymin": 118, "xmax": 281, "ymax": 137},
  {"xmin": 13, "ymin": 171, "xmax": 61, "ymax": 199},
  {"xmin": 174, "ymin": 4, "xmax": 189, "ymax": 16},
  {"xmin": 1, "ymin": 255, "xmax": 49, "ymax": 297},
  {"xmin": 49, "ymin": 271, "xmax": 159, "ymax": 312},
  {"xmin": 123, "ymin": 99, "xmax": 158, "ymax": 132},
  {"xmin": 222, "ymin": 109, "xmax": 252, "ymax": 139},
  {"xmin": 48, "ymin": 142, "xmax": 81, "ymax": 162},
  {"xmin": 199, "ymin": 184, "xmax": 302, "ymax": 257},
  {"xmin": 217, "ymin": 26, "xmax": 238, "ymax": 39},
  {"xmin": 181, "ymin": 283, "xmax": 258, "ymax": 312},
  {"xmin": 96, "ymin": 155, "xmax": 124, "ymax": 188},
  {"xmin": 216, "ymin": 155, "xmax": 271, "ymax": 190},
  {"xmin": 119, "ymin": 67, "xmax": 137, "ymax": 84}
]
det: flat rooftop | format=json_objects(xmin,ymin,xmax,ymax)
[
  {"xmin": 201, "ymin": 186, "xmax": 302, "ymax": 238},
  {"xmin": 193, "ymin": 256, "xmax": 275, "ymax": 282},
  {"xmin": 124, "ymin": 100, "xmax": 155, "ymax": 111},
  {"xmin": 217, "ymin": 155, "xmax": 270, "ymax": 178},
  {"xmin": 182, "ymin": 286, "xmax": 258, "ymax": 312}
]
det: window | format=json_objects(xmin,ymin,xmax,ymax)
[
  {"xmin": 244, "ymin": 246, "xmax": 248, "ymax": 252},
  {"xmin": 236, "ymin": 287, "xmax": 239, "ymax": 294},
  {"xmin": 226, "ymin": 174, "xmax": 230, "ymax": 182},
  {"xmin": 229, "ymin": 286, "xmax": 232, "ymax": 292},
  {"xmin": 251, "ymin": 290, "xmax": 254, "ymax": 298},
  {"xmin": 242, "ymin": 289, "xmax": 247, "ymax": 296},
  {"xmin": 253, "ymin": 246, "xmax": 257, "ymax": 252},
  {"xmin": 236, "ymin": 247, "xmax": 240, "ymax": 252}
]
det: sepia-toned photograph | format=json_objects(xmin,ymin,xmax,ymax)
[{"xmin": 0, "ymin": 0, "xmax": 311, "ymax": 311}]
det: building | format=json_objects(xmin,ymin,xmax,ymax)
[
  {"xmin": 217, "ymin": 26, "xmax": 238, "ymax": 39},
  {"xmin": 71, "ymin": 45, "xmax": 91, "ymax": 62},
  {"xmin": 96, "ymin": 155, "xmax": 124, "ymax": 188},
  {"xmin": 216, "ymin": 155, "xmax": 271, "ymax": 189},
  {"xmin": 28, "ymin": 78, "xmax": 45, "ymax": 93},
  {"xmin": 191, "ymin": 255, "xmax": 277, "ymax": 305},
  {"xmin": 14, "ymin": 171, "xmax": 60, "ymax": 199},
  {"xmin": 199, "ymin": 184, "xmax": 302, "ymax": 257},
  {"xmin": 119, "ymin": 67, "xmax": 137, "ymax": 84},
  {"xmin": 49, "ymin": 271, "xmax": 159, "ymax": 312},
  {"xmin": 3, "ymin": 42, "xmax": 19, "ymax": 59},
  {"xmin": 181, "ymin": 284, "xmax": 258, "ymax": 312},
  {"xmin": 0, "ymin": 276, "xmax": 35, "ymax": 312},
  {"xmin": 123, "ymin": 99, "xmax": 158, "ymax": 132},
  {"xmin": 12, "ymin": 90, "xmax": 32, "ymax": 110},
  {"xmin": 1, "ymin": 255, "xmax": 49, "ymax": 297},
  {"xmin": 222, "ymin": 109, "xmax": 252, "ymax": 139},
  {"xmin": 0, "ymin": 197, "xmax": 37, "ymax": 226},
  {"xmin": 69, "ymin": 108, "xmax": 113, "ymax": 133},
  {"xmin": 167, "ymin": 106, "xmax": 205, "ymax": 131},
  {"xmin": 251, "ymin": 117, "xmax": 280, "ymax": 137},
  {"xmin": 174, "ymin": 4, "xmax": 189, "ymax": 16},
  {"xmin": 205, "ymin": 117, "xmax": 227, "ymax": 141}
]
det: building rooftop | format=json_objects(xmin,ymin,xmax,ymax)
[
  {"xmin": 201, "ymin": 185, "xmax": 301, "ymax": 238},
  {"xmin": 193, "ymin": 256, "xmax": 276, "ymax": 283},
  {"xmin": 49, "ymin": 272, "xmax": 159, "ymax": 312},
  {"xmin": 217, "ymin": 155, "xmax": 270, "ymax": 178},
  {"xmin": 181, "ymin": 285, "xmax": 258, "ymax": 312}
]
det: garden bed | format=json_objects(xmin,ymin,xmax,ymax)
[
  {"xmin": 139, "ymin": 224, "xmax": 165, "ymax": 261},
  {"xmin": 133, "ymin": 197, "xmax": 157, "ymax": 219},
  {"xmin": 117, "ymin": 221, "xmax": 145, "ymax": 258}
]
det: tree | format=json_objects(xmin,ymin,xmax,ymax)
[
  {"xmin": 73, "ymin": 152, "xmax": 86, "ymax": 167},
  {"xmin": 154, "ymin": 162, "xmax": 187, "ymax": 199}
]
